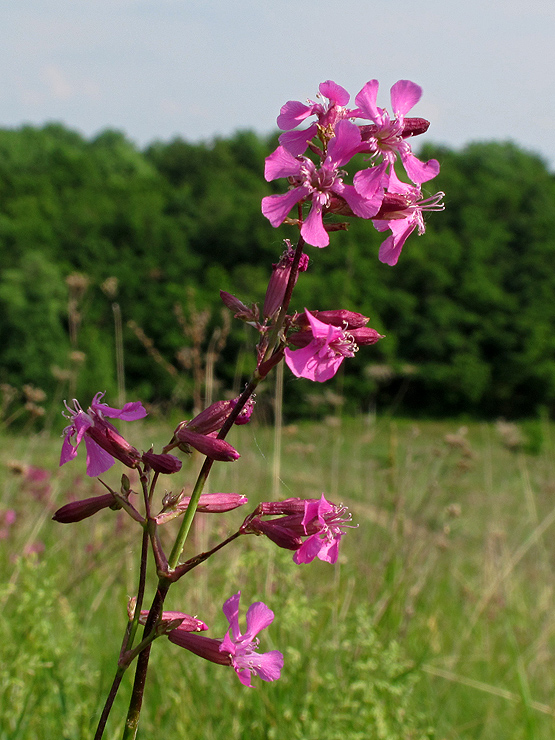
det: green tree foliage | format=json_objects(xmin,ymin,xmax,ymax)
[{"xmin": 0, "ymin": 123, "xmax": 554, "ymax": 418}]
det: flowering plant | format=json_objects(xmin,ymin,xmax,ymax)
[{"xmin": 54, "ymin": 77, "xmax": 442, "ymax": 739}]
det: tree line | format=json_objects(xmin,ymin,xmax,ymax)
[{"xmin": 0, "ymin": 122, "xmax": 554, "ymax": 420}]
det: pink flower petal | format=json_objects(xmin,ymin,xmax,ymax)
[
  {"xmin": 262, "ymin": 188, "xmax": 305, "ymax": 227},
  {"xmin": 319, "ymin": 80, "xmax": 350, "ymax": 106},
  {"xmin": 264, "ymin": 146, "xmax": 301, "ymax": 181},
  {"xmin": 84, "ymin": 436, "xmax": 115, "ymax": 477},
  {"xmin": 278, "ymin": 125, "xmax": 318, "ymax": 156},
  {"xmin": 276, "ymin": 100, "xmax": 313, "ymax": 130},
  {"xmin": 222, "ymin": 592, "xmax": 241, "ymax": 641},
  {"xmin": 401, "ymin": 150, "xmax": 440, "ymax": 184},
  {"xmin": 390, "ymin": 80, "xmax": 422, "ymax": 116},
  {"xmin": 335, "ymin": 183, "xmax": 382, "ymax": 218},
  {"xmin": 353, "ymin": 161, "xmax": 388, "ymax": 200},
  {"xmin": 354, "ymin": 79, "xmax": 381, "ymax": 121},
  {"xmin": 301, "ymin": 202, "xmax": 329, "ymax": 247},
  {"xmin": 327, "ymin": 120, "xmax": 362, "ymax": 167},
  {"xmin": 244, "ymin": 601, "xmax": 275, "ymax": 640}
]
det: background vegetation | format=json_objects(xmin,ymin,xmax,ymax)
[{"xmin": 1, "ymin": 124, "xmax": 555, "ymax": 422}]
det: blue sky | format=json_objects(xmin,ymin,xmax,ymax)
[{"xmin": 2, "ymin": 0, "xmax": 554, "ymax": 168}]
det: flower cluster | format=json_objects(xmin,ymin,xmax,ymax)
[
  {"xmin": 168, "ymin": 592, "xmax": 284, "ymax": 687},
  {"xmin": 243, "ymin": 493, "xmax": 355, "ymax": 564},
  {"xmin": 285, "ymin": 309, "xmax": 383, "ymax": 383},
  {"xmin": 262, "ymin": 79, "xmax": 444, "ymax": 262}
]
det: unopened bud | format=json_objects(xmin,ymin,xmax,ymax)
[
  {"xmin": 52, "ymin": 493, "xmax": 117, "ymax": 523},
  {"xmin": 155, "ymin": 492, "xmax": 248, "ymax": 524},
  {"xmin": 139, "ymin": 610, "xmax": 208, "ymax": 633},
  {"xmin": 176, "ymin": 427, "xmax": 240, "ymax": 462},
  {"xmin": 263, "ymin": 242, "xmax": 309, "ymax": 320},
  {"xmin": 295, "ymin": 310, "xmax": 370, "ymax": 329},
  {"xmin": 349, "ymin": 327, "xmax": 384, "ymax": 345},
  {"xmin": 142, "ymin": 450, "xmax": 182, "ymax": 474},
  {"xmin": 220, "ymin": 291, "xmax": 259, "ymax": 323}
]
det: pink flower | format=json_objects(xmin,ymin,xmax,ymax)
[
  {"xmin": 371, "ymin": 171, "xmax": 445, "ymax": 265},
  {"xmin": 277, "ymin": 80, "xmax": 353, "ymax": 156},
  {"xmin": 284, "ymin": 309, "xmax": 360, "ymax": 382},
  {"xmin": 221, "ymin": 592, "xmax": 284, "ymax": 687},
  {"xmin": 293, "ymin": 495, "xmax": 353, "ymax": 564},
  {"xmin": 353, "ymin": 79, "xmax": 440, "ymax": 193},
  {"xmin": 169, "ymin": 592, "xmax": 284, "ymax": 687},
  {"xmin": 0, "ymin": 508, "xmax": 16, "ymax": 540},
  {"xmin": 244, "ymin": 495, "xmax": 354, "ymax": 564},
  {"xmin": 262, "ymin": 120, "xmax": 381, "ymax": 248},
  {"xmin": 60, "ymin": 392, "xmax": 146, "ymax": 477}
]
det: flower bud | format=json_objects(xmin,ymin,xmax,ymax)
[
  {"xmin": 230, "ymin": 395, "xmax": 255, "ymax": 425},
  {"xmin": 187, "ymin": 400, "xmax": 233, "ymax": 434},
  {"xmin": 142, "ymin": 450, "xmax": 182, "ymax": 474},
  {"xmin": 176, "ymin": 427, "xmax": 240, "ymax": 461},
  {"xmin": 52, "ymin": 493, "xmax": 116, "ymax": 523},
  {"xmin": 349, "ymin": 327, "xmax": 384, "ymax": 345},
  {"xmin": 155, "ymin": 493, "xmax": 248, "ymax": 524},
  {"xmin": 263, "ymin": 242, "xmax": 310, "ymax": 320},
  {"xmin": 220, "ymin": 291, "xmax": 259, "ymax": 323},
  {"xmin": 247, "ymin": 517, "xmax": 302, "ymax": 550},
  {"xmin": 139, "ymin": 610, "xmax": 208, "ymax": 633}
]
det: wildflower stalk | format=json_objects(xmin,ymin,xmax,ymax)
[
  {"xmin": 122, "ymin": 579, "xmax": 170, "ymax": 740},
  {"xmin": 94, "ymin": 527, "xmax": 150, "ymax": 740},
  {"xmin": 120, "ymin": 235, "xmax": 307, "ymax": 739},
  {"xmin": 57, "ymin": 77, "xmax": 442, "ymax": 740}
]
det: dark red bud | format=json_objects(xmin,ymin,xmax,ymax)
[
  {"xmin": 176, "ymin": 427, "xmax": 240, "ymax": 461},
  {"xmin": 349, "ymin": 327, "xmax": 384, "ymax": 345},
  {"xmin": 400, "ymin": 117, "xmax": 430, "ymax": 138},
  {"xmin": 53, "ymin": 493, "xmax": 116, "ymax": 523},
  {"xmin": 295, "ymin": 310, "xmax": 370, "ymax": 329},
  {"xmin": 142, "ymin": 451, "xmax": 182, "ymax": 474},
  {"xmin": 247, "ymin": 517, "xmax": 302, "ymax": 551},
  {"xmin": 220, "ymin": 291, "xmax": 259, "ymax": 323}
]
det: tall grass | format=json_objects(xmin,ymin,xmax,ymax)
[{"xmin": 2, "ymin": 415, "xmax": 555, "ymax": 738}]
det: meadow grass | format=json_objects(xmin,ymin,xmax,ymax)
[{"xmin": 1, "ymin": 415, "xmax": 555, "ymax": 738}]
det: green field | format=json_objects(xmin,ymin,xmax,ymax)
[{"xmin": 2, "ymin": 415, "xmax": 555, "ymax": 739}]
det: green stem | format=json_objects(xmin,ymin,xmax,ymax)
[
  {"xmin": 94, "ymin": 527, "xmax": 149, "ymax": 740},
  {"xmin": 122, "ymin": 579, "xmax": 170, "ymax": 740}
]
